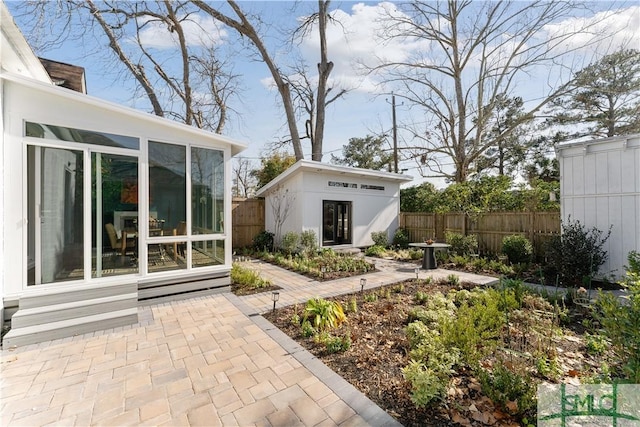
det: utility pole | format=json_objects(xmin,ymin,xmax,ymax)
[{"xmin": 392, "ymin": 93, "xmax": 398, "ymax": 173}]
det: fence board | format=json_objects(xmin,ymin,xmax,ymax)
[
  {"xmin": 232, "ymin": 198, "xmax": 265, "ymax": 248},
  {"xmin": 400, "ymin": 211, "xmax": 560, "ymax": 258}
]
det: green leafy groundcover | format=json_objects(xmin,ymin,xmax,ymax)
[
  {"xmin": 254, "ymin": 249, "xmax": 376, "ymax": 281},
  {"xmin": 265, "ymin": 278, "xmax": 619, "ymax": 427}
]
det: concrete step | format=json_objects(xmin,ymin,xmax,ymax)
[
  {"xmin": 2, "ymin": 308, "xmax": 139, "ymax": 348},
  {"xmin": 11, "ymin": 293, "xmax": 138, "ymax": 328}
]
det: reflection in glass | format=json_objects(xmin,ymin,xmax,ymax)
[
  {"xmin": 191, "ymin": 147, "xmax": 224, "ymax": 234},
  {"xmin": 192, "ymin": 240, "xmax": 225, "ymax": 267},
  {"xmin": 25, "ymin": 121, "xmax": 139, "ymax": 150},
  {"xmin": 92, "ymin": 153, "xmax": 139, "ymax": 277},
  {"xmin": 147, "ymin": 242, "xmax": 188, "ymax": 273},
  {"xmin": 27, "ymin": 146, "xmax": 84, "ymax": 285},
  {"xmin": 149, "ymin": 141, "xmax": 186, "ymax": 237}
]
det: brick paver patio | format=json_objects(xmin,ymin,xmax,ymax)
[{"xmin": 1, "ymin": 257, "xmax": 496, "ymax": 426}]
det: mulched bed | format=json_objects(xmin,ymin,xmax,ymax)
[{"xmin": 263, "ymin": 279, "xmax": 610, "ymax": 427}]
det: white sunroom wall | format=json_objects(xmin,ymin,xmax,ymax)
[
  {"xmin": 2, "ymin": 77, "xmax": 235, "ymax": 297},
  {"xmin": 301, "ymin": 171, "xmax": 401, "ymax": 248},
  {"xmin": 559, "ymin": 135, "xmax": 640, "ymax": 280}
]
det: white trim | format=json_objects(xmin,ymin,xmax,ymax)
[
  {"xmin": 255, "ymin": 159, "xmax": 413, "ymax": 197},
  {"xmin": 1, "ymin": 71, "xmax": 248, "ymax": 155}
]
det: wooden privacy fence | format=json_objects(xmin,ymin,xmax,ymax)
[
  {"xmin": 232, "ymin": 197, "xmax": 560, "ymax": 256},
  {"xmin": 232, "ymin": 198, "xmax": 264, "ymax": 249},
  {"xmin": 399, "ymin": 211, "xmax": 560, "ymax": 257}
]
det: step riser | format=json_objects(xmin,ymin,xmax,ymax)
[
  {"xmin": 11, "ymin": 295, "xmax": 138, "ymax": 328},
  {"xmin": 19, "ymin": 282, "xmax": 137, "ymax": 309},
  {"xmin": 3, "ymin": 311, "xmax": 138, "ymax": 348}
]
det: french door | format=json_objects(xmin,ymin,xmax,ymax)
[
  {"xmin": 322, "ymin": 201, "xmax": 352, "ymax": 246},
  {"xmin": 27, "ymin": 145, "xmax": 139, "ymax": 285}
]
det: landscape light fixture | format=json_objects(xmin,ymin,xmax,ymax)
[
  {"xmin": 271, "ymin": 291, "xmax": 280, "ymax": 312},
  {"xmin": 321, "ymin": 266, "xmax": 326, "ymax": 279},
  {"xmin": 360, "ymin": 278, "xmax": 366, "ymax": 293},
  {"xmin": 415, "ymin": 267, "xmax": 420, "ymax": 279}
]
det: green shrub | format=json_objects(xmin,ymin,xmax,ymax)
[
  {"xmin": 585, "ymin": 334, "xmax": 608, "ymax": 356},
  {"xmin": 371, "ymin": 231, "xmax": 389, "ymax": 247},
  {"xmin": 230, "ymin": 263, "xmax": 271, "ymax": 289},
  {"xmin": 502, "ymin": 235, "xmax": 533, "ymax": 264},
  {"xmin": 393, "ymin": 227, "xmax": 410, "ymax": 249},
  {"xmin": 409, "ymin": 249, "xmax": 423, "ymax": 260},
  {"xmin": 414, "ymin": 291, "xmax": 430, "ymax": 305},
  {"xmin": 544, "ymin": 217, "xmax": 611, "ymax": 287},
  {"xmin": 446, "ymin": 274, "xmax": 460, "ymax": 286},
  {"xmin": 281, "ymin": 231, "xmax": 300, "ymax": 254},
  {"xmin": 299, "ymin": 230, "xmax": 318, "ymax": 255},
  {"xmin": 304, "ymin": 298, "xmax": 346, "ymax": 331},
  {"xmin": 253, "ymin": 230, "xmax": 274, "ymax": 251},
  {"xmin": 627, "ymin": 250, "xmax": 640, "ymax": 275},
  {"xmin": 402, "ymin": 325, "xmax": 460, "ymax": 407},
  {"xmin": 364, "ymin": 245, "xmax": 386, "ymax": 257},
  {"xmin": 301, "ymin": 320, "xmax": 316, "ymax": 337},
  {"xmin": 445, "ymin": 231, "xmax": 478, "ymax": 256},
  {"xmin": 476, "ymin": 362, "xmax": 536, "ymax": 415},
  {"xmin": 441, "ymin": 291, "xmax": 506, "ymax": 366},
  {"xmin": 596, "ymin": 265, "xmax": 640, "ymax": 382},
  {"xmin": 324, "ymin": 332, "xmax": 352, "ymax": 353}
]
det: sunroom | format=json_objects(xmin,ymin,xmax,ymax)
[{"xmin": 1, "ymin": 5, "xmax": 245, "ymax": 346}]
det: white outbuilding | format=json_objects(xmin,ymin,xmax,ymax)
[
  {"xmin": 557, "ymin": 133, "xmax": 640, "ymax": 280},
  {"xmin": 1, "ymin": 2, "xmax": 245, "ymax": 346},
  {"xmin": 255, "ymin": 160, "xmax": 412, "ymax": 249}
]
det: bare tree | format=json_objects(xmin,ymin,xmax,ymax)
[
  {"xmin": 192, "ymin": 0, "xmax": 345, "ymax": 161},
  {"xmin": 373, "ymin": 1, "xmax": 623, "ymax": 183},
  {"xmin": 11, "ymin": 0, "xmax": 238, "ymax": 133},
  {"xmin": 232, "ymin": 157, "xmax": 256, "ymax": 198},
  {"xmin": 268, "ymin": 184, "xmax": 295, "ymax": 247}
]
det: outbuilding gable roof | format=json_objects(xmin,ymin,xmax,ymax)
[{"xmin": 255, "ymin": 159, "xmax": 413, "ymax": 197}]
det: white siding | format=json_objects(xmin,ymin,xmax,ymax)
[
  {"xmin": 263, "ymin": 166, "xmax": 406, "ymax": 249},
  {"xmin": 558, "ymin": 135, "xmax": 640, "ymax": 280}
]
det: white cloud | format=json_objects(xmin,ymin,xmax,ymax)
[
  {"xmin": 137, "ymin": 14, "xmax": 227, "ymax": 49},
  {"xmin": 296, "ymin": 2, "xmax": 430, "ymax": 94},
  {"xmin": 543, "ymin": 6, "xmax": 640, "ymax": 56}
]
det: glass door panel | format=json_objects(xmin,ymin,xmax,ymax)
[
  {"xmin": 27, "ymin": 146, "xmax": 84, "ymax": 285},
  {"xmin": 92, "ymin": 153, "xmax": 139, "ymax": 277},
  {"xmin": 191, "ymin": 147, "xmax": 224, "ymax": 235},
  {"xmin": 148, "ymin": 141, "xmax": 186, "ymax": 237},
  {"xmin": 322, "ymin": 201, "xmax": 352, "ymax": 246}
]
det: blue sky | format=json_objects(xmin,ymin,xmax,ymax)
[{"xmin": 6, "ymin": 1, "xmax": 640, "ymax": 188}]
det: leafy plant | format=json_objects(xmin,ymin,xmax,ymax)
[
  {"xmin": 414, "ymin": 291, "xmax": 429, "ymax": 305},
  {"xmin": 365, "ymin": 244, "xmax": 386, "ymax": 257},
  {"xmin": 596, "ymin": 260, "xmax": 640, "ymax": 382},
  {"xmin": 403, "ymin": 324, "xmax": 460, "ymax": 407},
  {"xmin": 364, "ymin": 292, "xmax": 378, "ymax": 303},
  {"xmin": 281, "ymin": 231, "xmax": 300, "ymax": 254},
  {"xmin": 299, "ymin": 230, "xmax": 318, "ymax": 256},
  {"xmin": 324, "ymin": 332, "xmax": 352, "ymax": 353},
  {"xmin": 304, "ymin": 298, "xmax": 346, "ymax": 331},
  {"xmin": 253, "ymin": 230, "xmax": 274, "ymax": 251},
  {"xmin": 393, "ymin": 227, "xmax": 410, "ymax": 249},
  {"xmin": 477, "ymin": 362, "xmax": 536, "ymax": 415},
  {"xmin": 445, "ymin": 231, "xmax": 478, "ymax": 256},
  {"xmin": 301, "ymin": 320, "xmax": 316, "ymax": 337},
  {"xmin": 230, "ymin": 263, "xmax": 271, "ymax": 289},
  {"xmin": 502, "ymin": 234, "xmax": 533, "ymax": 264},
  {"xmin": 446, "ymin": 274, "xmax": 460, "ymax": 286},
  {"xmin": 371, "ymin": 231, "xmax": 389, "ymax": 247},
  {"xmin": 544, "ymin": 217, "xmax": 611, "ymax": 287},
  {"xmin": 585, "ymin": 334, "xmax": 608, "ymax": 356}
]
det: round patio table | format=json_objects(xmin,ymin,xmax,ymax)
[{"xmin": 409, "ymin": 242, "xmax": 451, "ymax": 269}]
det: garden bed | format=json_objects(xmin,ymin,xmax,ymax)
[{"xmin": 263, "ymin": 278, "xmax": 614, "ymax": 426}]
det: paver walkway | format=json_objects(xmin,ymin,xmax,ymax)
[{"xmin": 0, "ymin": 258, "xmax": 496, "ymax": 427}]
